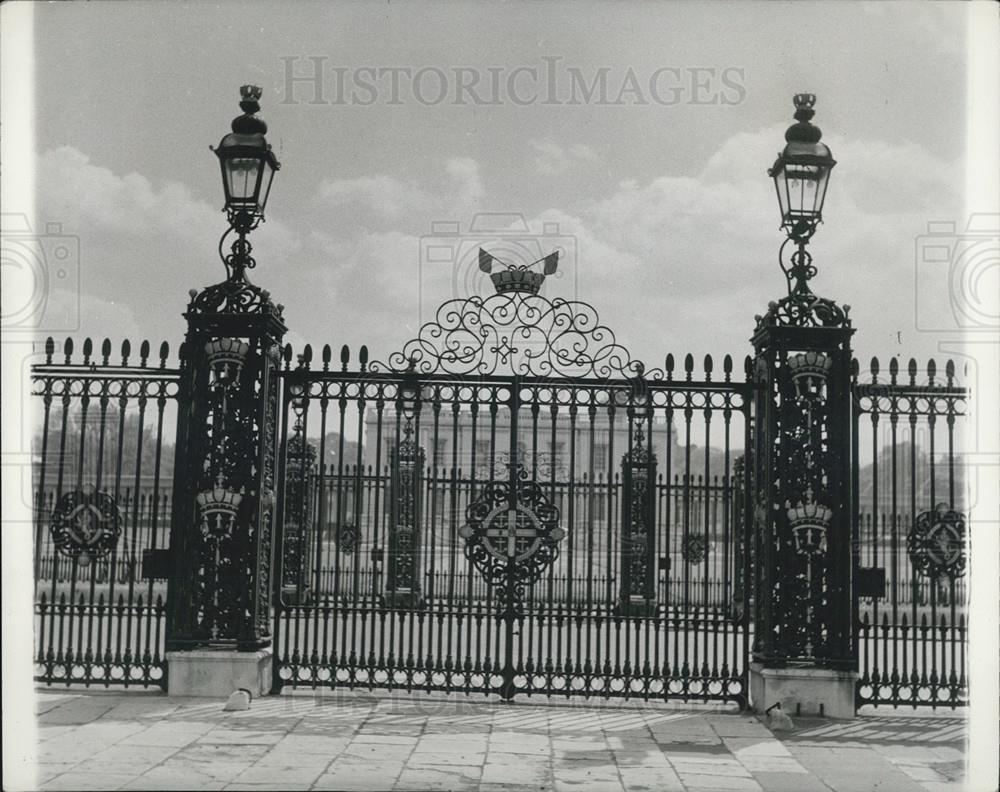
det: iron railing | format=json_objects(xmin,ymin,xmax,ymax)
[
  {"xmin": 853, "ymin": 357, "xmax": 968, "ymax": 709},
  {"xmin": 32, "ymin": 338, "xmax": 179, "ymax": 689}
]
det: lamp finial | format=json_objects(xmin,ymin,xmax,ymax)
[{"xmin": 233, "ymin": 85, "xmax": 267, "ymax": 134}]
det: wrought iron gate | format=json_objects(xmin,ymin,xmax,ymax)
[
  {"xmin": 27, "ymin": 297, "xmax": 970, "ymax": 713},
  {"xmin": 272, "ymin": 283, "xmax": 752, "ymax": 703},
  {"xmin": 852, "ymin": 357, "xmax": 968, "ymax": 709},
  {"xmin": 32, "ymin": 338, "xmax": 178, "ymax": 688}
]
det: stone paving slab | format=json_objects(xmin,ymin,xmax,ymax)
[{"xmin": 4, "ymin": 689, "xmax": 971, "ymax": 791}]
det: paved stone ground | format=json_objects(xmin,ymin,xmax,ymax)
[{"xmin": 15, "ymin": 689, "xmax": 969, "ymax": 791}]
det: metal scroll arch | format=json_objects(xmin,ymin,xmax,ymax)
[{"xmin": 368, "ymin": 290, "xmax": 663, "ymax": 379}]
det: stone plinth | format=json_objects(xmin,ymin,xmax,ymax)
[
  {"xmin": 750, "ymin": 662, "xmax": 857, "ymax": 719},
  {"xmin": 167, "ymin": 648, "xmax": 272, "ymax": 698}
]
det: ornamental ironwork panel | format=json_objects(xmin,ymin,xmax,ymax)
[
  {"xmin": 908, "ymin": 504, "xmax": 967, "ymax": 580},
  {"xmin": 459, "ymin": 463, "xmax": 563, "ymax": 615},
  {"xmin": 681, "ymin": 534, "xmax": 708, "ymax": 565},
  {"xmin": 335, "ymin": 522, "xmax": 360, "ymax": 554},
  {"xmin": 387, "ymin": 431, "xmax": 426, "ymax": 608},
  {"xmin": 280, "ymin": 427, "xmax": 317, "ymax": 597},
  {"xmin": 50, "ymin": 490, "xmax": 122, "ymax": 565},
  {"xmin": 619, "ymin": 422, "xmax": 657, "ymax": 613},
  {"xmin": 369, "ymin": 290, "xmax": 663, "ymax": 379}
]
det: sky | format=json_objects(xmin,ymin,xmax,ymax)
[{"xmin": 4, "ymin": 0, "xmax": 988, "ymax": 376}]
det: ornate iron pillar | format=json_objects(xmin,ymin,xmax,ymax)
[
  {"xmin": 619, "ymin": 417, "xmax": 657, "ymax": 616},
  {"xmin": 386, "ymin": 367, "xmax": 426, "ymax": 608},
  {"xmin": 163, "ymin": 87, "xmax": 284, "ymax": 696},
  {"xmin": 281, "ymin": 420, "xmax": 316, "ymax": 604},
  {"xmin": 164, "ymin": 284, "xmax": 285, "ymax": 653},
  {"xmin": 750, "ymin": 315, "xmax": 854, "ymax": 670},
  {"xmin": 386, "ymin": 431, "xmax": 426, "ymax": 608},
  {"xmin": 749, "ymin": 94, "xmax": 857, "ymax": 717}
]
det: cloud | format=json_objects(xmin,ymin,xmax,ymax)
[
  {"xmin": 31, "ymin": 145, "xmax": 301, "ymax": 345},
  {"xmin": 518, "ymin": 124, "xmax": 963, "ymax": 362},
  {"xmin": 32, "ymin": 130, "xmax": 963, "ymax": 367},
  {"xmin": 530, "ymin": 140, "xmax": 601, "ymax": 176},
  {"xmin": 315, "ymin": 156, "xmax": 484, "ymax": 230},
  {"xmin": 37, "ymin": 146, "xmax": 300, "ymax": 251},
  {"xmin": 317, "ymin": 174, "xmax": 431, "ymax": 220}
]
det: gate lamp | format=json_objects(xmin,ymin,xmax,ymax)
[
  {"xmin": 211, "ymin": 85, "xmax": 280, "ymax": 280},
  {"xmin": 769, "ymin": 94, "xmax": 835, "ymax": 240},
  {"xmin": 769, "ymin": 94, "xmax": 836, "ymax": 295}
]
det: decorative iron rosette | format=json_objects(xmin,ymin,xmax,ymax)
[
  {"xmin": 908, "ymin": 504, "xmax": 967, "ymax": 579},
  {"xmin": 681, "ymin": 534, "xmax": 709, "ymax": 565},
  {"xmin": 459, "ymin": 465, "xmax": 563, "ymax": 609},
  {"xmin": 50, "ymin": 490, "xmax": 122, "ymax": 565},
  {"xmin": 336, "ymin": 522, "xmax": 360, "ymax": 554}
]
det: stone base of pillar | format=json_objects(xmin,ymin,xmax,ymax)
[
  {"xmin": 749, "ymin": 662, "xmax": 857, "ymax": 719},
  {"xmin": 167, "ymin": 647, "xmax": 272, "ymax": 698}
]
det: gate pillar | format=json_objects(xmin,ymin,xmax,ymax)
[
  {"xmin": 749, "ymin": 93, "xmax": 857, "ymax": 718},
  {"xmin": 749, "ymin": 309, "xmax": 855, "ymax": 716},
  {"xmin": 748, "ymin": 297, "xmax": 856, "ymax": 718},
  {"xmin": 163, "ymin": 276, "xmax": 286, "ymax": 695},
  {"xmin": 164, "ymin": 85, "xmax": 285, "ymax": 697}
]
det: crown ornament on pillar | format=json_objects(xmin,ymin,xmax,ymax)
[
  {"xmin": 786, "ymin": 486, "xmax": 831, "ymax": 556},
  {"xmin": 205, "ymin": 337, "xmax": 251, "ymax": 387},
  {"xmin": 786, "ymin": 350, "xmax": 834, "ymax": 398},
  {"xmin": 196, "ymin": 476, "xmax": 243, "ymax": 538}
]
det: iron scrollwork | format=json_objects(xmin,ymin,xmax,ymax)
[
  {"xmin": 908, "ymin": 504, "xmax": 967, "ymax": 580},
  {"xmin": 50, "ymin": 490, "xmax": 122, "ymax": 565},
  {"xmin": 459, "ymin": 464, "xmax": 563, "ymax": 613},
  {"xmin": 370, "ymin": 290, "xmax": 662, "ymax": 379}
]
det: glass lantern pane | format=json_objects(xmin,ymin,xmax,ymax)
[
  {"xmin": 814, "ymin": 168, "xmax": 831, "ymax": 218},
  {"xmin": 777, "ymin": 174, "xmax": 791, "ymax": 222},
  {"xmin": 258, "ymin": 162, "xmax": 276, "ymax": 214},
  {"xmin": 226, "ymin": 157, "xmax": 262, "ymax": 204},
  {"xmin": 785, "ymin": 163, "xmax": 821, "ymax": 220}
]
